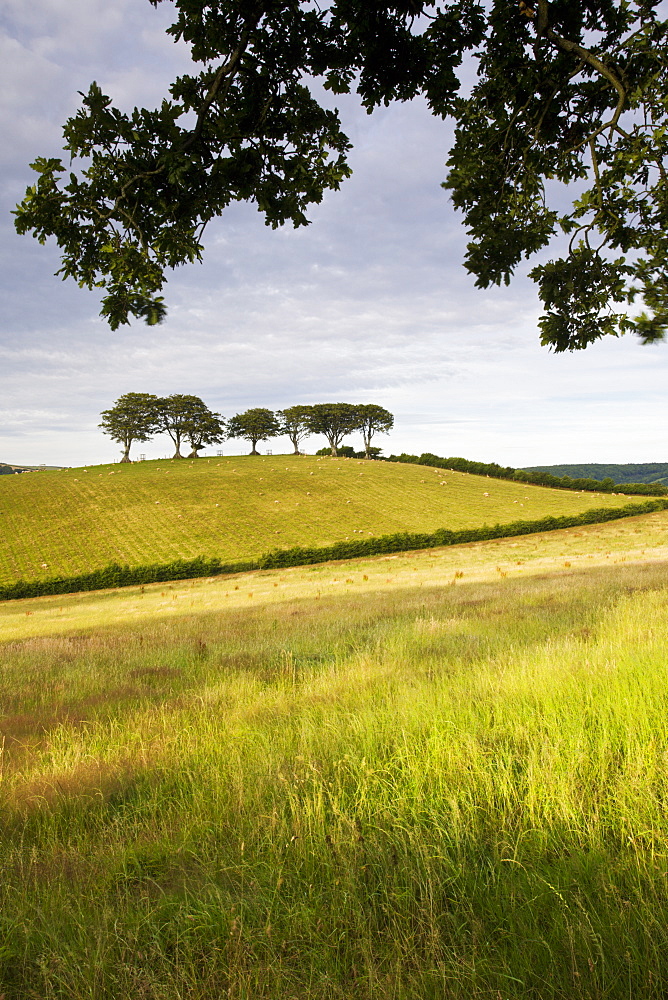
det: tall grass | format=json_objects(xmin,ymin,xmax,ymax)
[{"xmin": 2, "ymin": 561, "xmax": 668, "ymax": 997}]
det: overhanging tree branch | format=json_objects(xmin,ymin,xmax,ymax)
[{"xmin": 14, "ymin": 0, "xmax": 668, "ymax": 348}]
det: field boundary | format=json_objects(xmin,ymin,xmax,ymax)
[
  {"xmin": 385, "ymin": 451, "xmax": 668, "ymax": 496},
  {"xmin": 2, "ymin": 499, "xmax": 667, "ymax": 602}
]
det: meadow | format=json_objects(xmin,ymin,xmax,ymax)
[
  {"xmin": 0, "ymin": 455, "xmax": 636, "ymax": 587},
  {"xmin": 2, "ymin": 513, "xmax": 668, "ymax": 998}
]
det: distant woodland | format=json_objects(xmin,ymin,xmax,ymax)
[{"xmin": 523, "ymin": 464, "xmax": 668, "ymax": 485}]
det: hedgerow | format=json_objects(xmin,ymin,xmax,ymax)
[
  {"xmin": 2, "ymin": 499, "xmax": 666, "ymax": 602},
  {"xmin": 386, "ymin": 452, "xmax": 668, "ymax": 497},
  {"xmin": 0, "ymin": 556, "xmax": 257, "ymax": 602},
  {"xmin": 257, "ymin": 499, "xmax": 668, "ymax": 568}
]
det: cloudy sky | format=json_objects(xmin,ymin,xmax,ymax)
[{"xmin": 1, "ymin": 0, "xmax": 666, "ymax": 468}]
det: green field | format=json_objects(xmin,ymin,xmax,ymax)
[
  {"xmin": 2, "ymin": 514, "xmax": 668, "ymax": 997},
  {"xmin": 0, "ymin": 455, "xmax": 636, "ymax": 587}
]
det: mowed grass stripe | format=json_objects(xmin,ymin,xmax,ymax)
[{"xmin": 0, "ymin": 454, "xmax": 634, "ymax": 586}]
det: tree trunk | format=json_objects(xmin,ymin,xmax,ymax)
[
  {"xmin": 169, "ymin": 430, "xmax": 184, "ymax": 458},
  {"xmin": 250, "ymin": 440, "xmax": 259, "ymax": 455},
  {"xmin": 120, "ymin": 448, "xmax": 132, "ymax": 463},
  {"xmin": 187, "ymin": 449, "xmax": 200, "ymax": 458}
]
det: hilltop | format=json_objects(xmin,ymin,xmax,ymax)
[
  {"xmin": 0, "ymin": 462, "xmax": 68, "ymax": 475},
  {"xmin": 0, "ymin": 454, "xmax": 639, "ymax": 589}
]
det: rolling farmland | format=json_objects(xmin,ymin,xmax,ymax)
[{"xmin": 0, "ymin": 454, "xmax": 636, "ymax": 586}]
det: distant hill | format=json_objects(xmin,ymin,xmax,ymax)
[
  {"xmin": 0, "ymin": 455, "xmax": 636, "ymax": 588},
  {"xmin": 522, "ymin": 463, "xmax": 668, "ymax": 485},
  {"xmin": 0, "ymin": 463, "xmax": 68, "ymax": 475}
]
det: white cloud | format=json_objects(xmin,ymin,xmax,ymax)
[{"xmin": 4, "ymin": 0, "xmax": 146, "ymax": 58}]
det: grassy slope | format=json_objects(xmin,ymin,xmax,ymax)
[
  {"xmin": 0, "ymin": 454, "xmax": 635, "ymax": 586},
  {"xmin": 3, "ymin": 507, "xmax": 668, "ymax": 642},
  {"xmin": 2, "ymin": 516, "xmax": 668, "ymax": 997}
]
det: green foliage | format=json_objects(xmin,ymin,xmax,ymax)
[
  {"xmin": 387, "ymin": 451, "xmax": 668, "ymax": 496},
  {"xmin": 530, "ymin": 250, "xmax": 634, "ymax": 351},
  {"xmin": 15, "ymin": 1, "xmax": 668, "ymax": 346},
  {"xmin": 0, "ymin": 556, "xmax": 255, "ymax": 602},
  {"xmin": 2, "ymin": 498, "xmax": 664, "ymax": 601},
  {"xmin": 227, "ymin": 407, "xmax": 281, "ymax": 454},
  {"xmin": 306, "ymin": 402, "xmax": 360, "ymax": 455},
  {"xmin": 156, "ymin": 394, "xmax": 223, "ymax": 459},
  {"xmin": 301, "ymin": 402, "xmax": 391, "ymax": 457},
  {"xmin": 13, "ymin": 9, "xmax": 353, "ymax": 331},
  {"xmin": 524, "ymin": 462, "xmax": 668, "ymax": 484},
  {"xmin": 99, "ymin": 392, "xmax": 160, "ymax": 462},
  {"xmin": 276, "ymin": 405, "xmax": 313, "ymax": 455},
  {"xmin": 183, "ymin": 406, "xmax": 225, "ymax": 457},
  {"xmin": 356, "ymin": 403, "xmax": 394, "ymax": 457},
  {"xmin": 445, "ymin": 0, "xmax": 668, "ymax": 349},
  {"xmin": 315, "ymin": 445, "xmax": 382, "ymax": 458}
]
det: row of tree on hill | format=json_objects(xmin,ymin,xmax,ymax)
[{"xmin": 100, "ymin": 394, "xmax": 394, "ymax": 462}]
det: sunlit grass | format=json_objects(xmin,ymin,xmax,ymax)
[
  {"xmin": 0, "ymin": 454, "xmax": 635, "ymax": 586},
  {"xmin": 2, "ymin": 519, "xmax": 668, "ymax": 996},
  {"xmin": 2, "ymin": 506, "xmax": 667, "ymax": 642}
]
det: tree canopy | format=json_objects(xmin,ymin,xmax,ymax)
[
  {"xmin": 183, "ymin": 404, "xmax": 226, "ymax": 457},
  {"xmin": 306, "ymin": 403, "xmax": 361, "ymax": 456},
  {"xmin": 14, "ymin": 1, "xmax": 668, "ymax": 350},
  {"xmin": 227, "ymin": 407, "xmax": 282, "ymax": 454},
  {"xmin": 356, "ymin": 404, "xmax": 394, "ymax": 458},
  {"xmin": 97, "ymin": 395, "xmax": 392, "ymax": 459},
  {"xmin": 99, "ymin": 392, "xmax": 160, "ymax": 462},
  {"xmin": 157, "ymin": 393, "xmax": 222, "ymax": 458},
  {"xmin": 277, "ymin": 405, "xmax": 313, "ymax": 455}
]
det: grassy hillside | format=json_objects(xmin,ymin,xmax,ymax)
[
  {"xmin": 0, "ymin": 455, "xmax": 635, "ymax": 587},
  {"xmin": 524, "ymin": 461, "xmax": 668, "ymax": 483},
  {"xmin": 3, "ymin": 506, "xmax": 667, "ymax": 641},
  {"xmin": 2, "ymin": 518, "xmax": 668, "ymax": 998}
]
